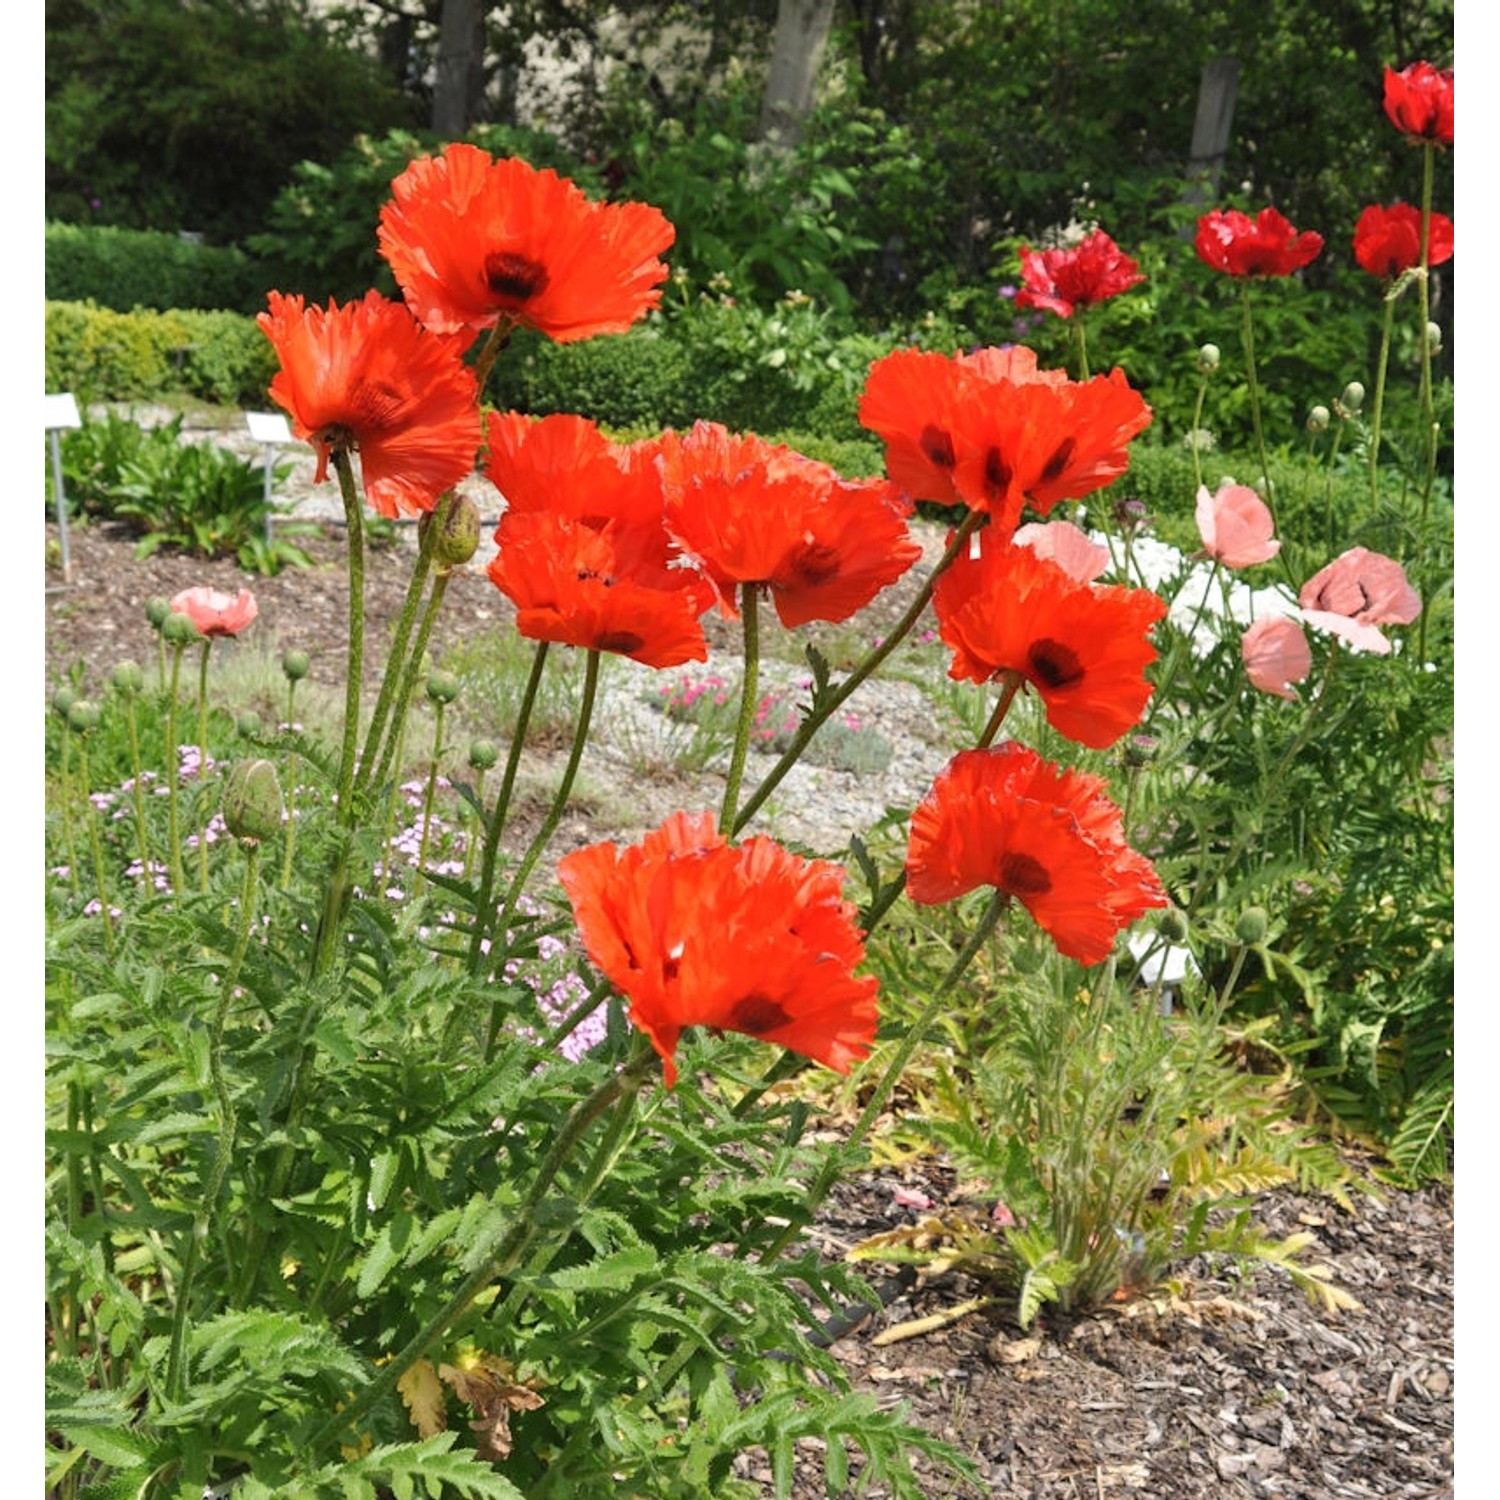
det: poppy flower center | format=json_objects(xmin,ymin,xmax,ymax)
[
  {"xmin": 781, "ymin": 540, "xmax": 842, "ymax": 589},
  {"xmin": 1027, "ymin": 639, "xmax": 1085, "ymax": 689},
  {"xmin": 484, "ymin": 252, "xmax": 551, "ymax": 304},
  {"xmin": 1039, "ymin": 437, "xmax": 1076, "ymax": 484},
  {"xmin": 729, "ymin": 992, "xmax": 792, "ymax": 1037},
  {"xmin": 350, "ymin": 378, "xmax": 409, "ymax": 434},
  {"xmin": 998, "ymin": 851, "xmax": 1052, "ymax": 896},
  {"xmin": 920, "ymin": 425, "xmax": 957, "ymax": 470},
  {"xmin": 596, "ymin": 629, "xmax": 645, "ymax": 654},
  {"xmin": 982, "ymin": 446, "xmax": 1013, "ymax": 500}
]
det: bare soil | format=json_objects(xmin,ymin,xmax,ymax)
[{"xmin": 43, "ymin": 522, "xmax": 1454, "ymax": 1500}]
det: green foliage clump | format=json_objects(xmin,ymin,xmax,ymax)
[
  {"xmin": 45, "ymin": 301, "xmax": 277, "ymax": 408},
  {"xmin": 45, "ymin": 221, "xmax": 266, "ymax": 315}
]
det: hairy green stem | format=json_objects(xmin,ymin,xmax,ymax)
[
  {"xmin": 78, "ymin": 738, "xmax": 114, "ymax": 951},
  {"xmin": 1366, "ymin": 292, "xmax": 1398, "ymax": 513},
  {"xmin": 122, "ymin": 695, "xmax": 152, "ymax": 881},
  {"xmin": 165, "ymin": 840, "xmax": 260, "ymax": 1400},
  {"xmin": 732, "ymin": 510, "xmax": 984, "ymax": 834},
  {"xmin": 719, "ymin": 584, "xmax": 761, "ymax": 834},
  {"xmin": 195, "ymin": 640, "xmax": 212, "ymax": 892},
  {"xmin": 331, "ymin": 450, "xmax": 367, "ymax": 828},
  {"xmin": 416, "ymin": 700, "xmax": 447, "ymax": 893},
  {"xmin": 1189, "ymin": 369, "xmax": 1210, "ymax": 494},
  {"xmin": 483, "ymin": 650, "xmax": 601, "ymax": 1061},
  {"xmin": 56, "ymin": 718, "xmax": 80, "ymax": 895},
  {"xmin": 370, "ymin": 571, "xmax": 452, "ymax": 801},
  {"xmin": 164, "ymin": 642, "xmax": 189, "ymax": 897},
  {"xmin": 1416, "ymin": 141, "xmax": 1440, "ymax": 664}
]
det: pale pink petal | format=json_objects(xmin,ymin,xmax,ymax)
[
  {"xmin": 1013, "ymin": 519, "xmax": 1111, "ymax": 582},
  {"xmin": 1299, "ymin": 608, "xmax": 1393, "ymax": 655},
  {"xmin": 1242, "ymin": 615, "xmax": 1313, "ymax": 698},
  {"xmin": 1197, "ymin": 482, "xmax": 1280, "ymax": 569},
  {"xmin": 1299, "ymin": 547, "xmax": 1420, "ymax": 626}
]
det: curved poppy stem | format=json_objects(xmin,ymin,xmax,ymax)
[
  {"xmin": 164, "ymin": 640, "xmax": 189, "ymax": 897},
  {"xmin": 303, "ymin": 1040, "xmax": 657, "ymax": 1459},
  {"xmin": 415, "ymin": 698, "xmax": 447, "ymax": 895},
  {"xmin": 977, "ymin": 671, "xmax": 1024, "ymax": 749},
  {"xmin": 719, "ymin": 584, "xmax": 761, "ymax": 834},
  {"xmin": 331, "ymin": 450, "xmax": 366, "ymax": 828},
  {"xmin": 472, "ymin": 318, "xmax": 516, "ymax": 399},
  {"xmin": 121, "ymin": 693, "xmax": 152, "ymax": 883},
  {"xmin": 1366, "ymin": 292, "xmax": 1398, "ymax": 513},
  {"xmin": 370, "ymin": 571, "xmax": 452, "ymax": 802},
  {"xmin": 467, "ymin": 640, "xmax": 551, "ymax": 977},
  {"xmin": 732, "ymin": 510, "xmax": 985, "ymax": 835},
  {"xmin": 483, "ymin": 649, "xmax": 601, "ymax": 1062},
  {"xmin": 195, "ymin": 639, "xmax": 213, "ymax": 892},
  {"xmin": 355, "ymin": 492, "xmax": 448, "ymax": 807}
]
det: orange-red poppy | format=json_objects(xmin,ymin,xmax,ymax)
[
  {"xmin": 558, "ymin": 811, "xmax": 879, "ymax": 1086},
  {"xmin": 169, "ymin": 586, "xmax": 258, "ymax": 638},
  {"xmin": 258, "ymin": 290, "xmax": 480, "ymax": 518},
  {"xmin": 379, "ymin": 145, "xmax": 675, "ymax": 341},
  {"xmin": 934, "ymin": 535, "xmax": 1167, "ymax": 749},
  {"xmin": 906, "ymin": 745, "xmax": 1166, "ymax": 965},
  {"xmin": 658, "ymin": 422, "xmax": 920, "ymax": 628},
  {"xmin": 859, "ymin": 346, "xmax": 1151, "ymax": 536},
  {"xmin": 489, "ymin": 510, "xmax": 712, "ymax": 669},
  {"xmin": 1353, "ymin": 202, "xmax": 1455, "ymax": 280},
  {"xmin": 1383, "ymin": 61, "xmax": 1453, "ymax": 146}
]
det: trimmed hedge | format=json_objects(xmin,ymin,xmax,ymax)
[
  {"xmin": 45, "ymin": 223, "xmax": 266, "ymax": 316},
  {"xmin": 45, "ymin": 301, "xmax": 277, "ymax": 408}
]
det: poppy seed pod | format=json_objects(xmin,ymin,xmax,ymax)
[
  {"xmin": 468, "ymin": 738, "xmax": 499, "ymax": 771},
  {"xmin": 162, "ymin": 611, "xmax": 202, "ymax": 646},
  {"xmin": 1306, "ymin": 405, "xmax": 1331, "ymax": 434},
  {"xmin": 1156, "ymin": 906, "xmax": 1191, "ymax": 944},
  {"xmin": 223, "ymin": 759, "xmax": 285, "ymax": 845},
  {"xmin": 1235, "ymin": 906, "xmax": 1269, "ymax": 946},
  {"xmin": 237, "ymin": 710, "xmax": 263, "ymax": 738},
  {"xmin": 281, "ymin": 649, "xmax": 311, "ymax": 682},
  {"xmin": 1426, "ymin": 322, "xmax": 1443, "ymax": 354},
  {"xmin": 1340, "ymin": 381, "xmax": 1366, "ymax": 415},
  {"xmin": 426, "ymin": 670, "xmax": 461, "ymax": 705},
  {"xmin": 52, "ymin": 686, "xmax": 78, "ymax": 719},
  {"xmin": 145, "ymin": 596, "xmax": 172, "ymax": 630},
  {"xmin": 420, "ymin": 494, "xmax": 481, "ymax": 569},
  {"xmin": 67, "ymin": 699, "xmax": 102, "ymax": 734},
  {"xmin": 1197, "ymin": 343, "xmax": 1221, "ymax": 374},
  {"xmin": 110, "ymin": 661, "xmax": 144, "ymax": 696}
]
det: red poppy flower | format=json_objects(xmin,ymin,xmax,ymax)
[
  {"xmin": 558, "ymin": 811, "xmax": 879, "ymax": 1086},
  {"xmin": 657, "ymin": 422, "xmax": 921, "ymax": 629},
  {"xmin": 379, "ymin": 145, "xmax": 675, "ymax": 341},
  {"xmin": 1242, "ymin": 615, "xmax": 1311, "ymax": 701},
  {"xmin": 906, "ymin": 745, "xmax": 1166, "ymax": 965},
  {"xmin": 170, "ymin": 586, "xmax": 258, "ymax": 638},
  {"xmin": 1383, "ymin": 62, "xmax": 1454, "ymax": 146},
  {"xmin": 258, "ymin": 290, "xmax": 481, "ymax": 518},
  {"xmin": 488, "ymin": 511, "xmax": 712, "ymax": 668},
  {"xmin": 859, "ymin": 346, "xmax": 1151, "ymax": 535},
  {"xmin": 1015, "ymin": 229, "xmax": 1145, "ymax": 319},
  {"xmin": 1352, "ymin": 202, "xmax": 1455, "ymax": 279},
  {"xmin": 1298, "ymin": 546, "xmax": 1420, "ymax": 656},
  {"xmin": 934, "ymin": 534, "xmax": 1167, "ymax": 749},
  {"xmin": 1194, "ymin": 208, "xmax": 1324, "ymax": 278},
  {"xmin": 1194, "ymin": 482, "xmax": 1280, "ymax": 569}
]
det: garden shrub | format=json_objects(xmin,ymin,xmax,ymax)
[
  {"xmin": 44, "ymin": 222, "xmax": 265, "ymax": 315},
  {"xmin": 45, "ymin": 301, "xmax": 277, "ymax": 408}
]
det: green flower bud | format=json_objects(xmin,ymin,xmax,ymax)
[
  {"xmin": 67, "ymin": 699, "xmax": 101, "ymax": 733},
  {"xmin": 420, "ymin": 494, "xmax": 482, "ymax": 570},
  {"xmin": 1122, "ymin": 734, "xmax": 1158, "ymax": 769},
  {"xmin": 281, "ymin": 649, "xmax": 311, "ymax": 682},
  {"xmin": 1196, "ymin": 343, "xmax": 1221, "ymax": 374},
  {"xmin": 52, "ymin": 686, "xmax": 78, "ymax": 720},
  {"xmin": 1306, "ymin": 404, "xmax": 1330, "ymax": 434},
  {"xmin": 468, "ymin": 738, "xmax": 499, "ymax": 772},
  {"xmin": 110, "ymin": 661, "xmax": 144, "ymax": 696},
  {"xmin": 162, "ymin": 611, "xmax": 202, "ymax": 646},
  {"xmin": 1339, "ymin": 381, "xmax": 1365, "ymax": 415},
  {"xmin": 236, "ymin": 710, "xmax": 263, "ymax": 738},
  {"xmin": 222, "ymin": 758, "xmax": 285, "ymax": 845},
  {"xmin": 426, "ymin": 670, "xmax": 461, "ymax": 706},
  {"xmin": 1235, "ymin": 906, "xmax": 1269, "ymax": 946},
  {"xmin": 145, "ymin": 596, "xmax": 172, "ymax": 630},
  {"xmin": 1156, "ymin": 906, "xmax": 1190, "ymax": 944},
  {"xmin": 1426, "ymin": 321, "xmax": 1443, "ymax": 353}
]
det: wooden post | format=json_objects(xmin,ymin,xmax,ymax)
[{"xmin": 1183, "ymin": 57, "xmax": 1239, "ymax": 224}]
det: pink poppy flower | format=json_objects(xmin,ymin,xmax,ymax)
[
  {"xmin": 170, "ymin": 586, "xmax": 259, "ymax": 638},
  {"xmin": 1013, "ymin": 519, "xmax": 1111, "ymax": 582},
  {"xmin": 1195, "ymin": 482, "xmax": 1280, "ymax": 569},
  {"xmin": 1298, "ymin": 547, "xmax": 1420, "ymax": 655},
  {"xmin": 1242, "ymin": 615, "xmax": 1312, "ymax": 700}
]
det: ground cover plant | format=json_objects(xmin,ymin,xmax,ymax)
[{"xmin": 45, "ymin": 59, "xmax": 1452, "ymax": 1498}]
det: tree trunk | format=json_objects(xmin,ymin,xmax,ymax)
[
  {"xmin": 758, "ymin": 0, "xmax": 837, "ymax": 150},
  {"xmin": 431, "ymin": 0, "xmax": 486, "ymax": 137}
]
